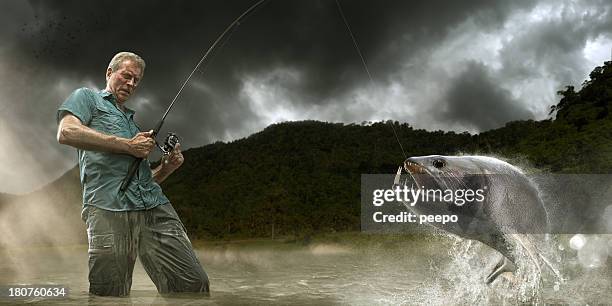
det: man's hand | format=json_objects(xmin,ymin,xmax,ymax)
[
  {"xmin": 153, "ymin": 143, "xmax": 184, "ymax": 184},
  {"xmin": 161, "ymin": 143, "xmax": 184, "ymax": 172},
  {"xmin": 127, "ymin": 130, "xmax": 156, "ymax": 158}
]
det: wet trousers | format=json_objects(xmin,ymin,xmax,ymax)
[{"xmin": 82, "ymin": 203, "xmax": 210, "ymax": 296}]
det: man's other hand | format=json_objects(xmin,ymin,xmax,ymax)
[
  {"xmin": 128, "ymin": 130, "xmax": 156, "ymax": 158},
  {"xmin": 161, "ymin": 143, "xmax": 184, "ymax": 173}
]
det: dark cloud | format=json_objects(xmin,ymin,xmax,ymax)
[
  {"xmin": 1, "ymin": 0, "xmax": 539, "ymax": 141},
  {"xmin": 10, "ymin": 0, "xmax": 538, "ymax": 104},
  {"xmin": 498, "ymin": 0, "xmax": 612, "ymax": 85},
  {"xmin": 0, "ymin": 0, "xmax": 610, "ymax": 192},
  {"xmin": 438, "ymin": 61, "xmax": 534, "ymax": 131}
]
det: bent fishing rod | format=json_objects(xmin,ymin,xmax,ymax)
[{"xmin": 120, "ymin": 0, "xmax": 268, "ymax": 192}]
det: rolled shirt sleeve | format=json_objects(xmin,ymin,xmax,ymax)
[{"xmin": 57, "ymin": 87, "xmax": 96, "ymax": 125}]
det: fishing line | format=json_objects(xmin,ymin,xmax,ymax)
[{"xmin": 334, "ymin": 0, "xmax": 407, "ymax": 160}]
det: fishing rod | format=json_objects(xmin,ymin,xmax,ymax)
[{"xmin": 120, "ymin": 0, "xmax": 269, "ymax": 192}]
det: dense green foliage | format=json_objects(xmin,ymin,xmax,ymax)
[
  {"xmin": 2, "ymin": 62, "xmax": 610, "ymax": 241},
  {"xmin": 162, "ymin": 121, "xmax": 476, "ymax": 239}
]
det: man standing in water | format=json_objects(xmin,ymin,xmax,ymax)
[{"xmin": 56, "ymin": 52, "xmax": 209, "ymax": 296}]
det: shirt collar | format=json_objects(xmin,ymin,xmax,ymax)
[{"xmin": 98, "ymin": 89, "xmax": 135, "ymax": 117}]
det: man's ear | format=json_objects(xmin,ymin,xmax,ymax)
[{"xmin": 106, "ymin": 67, "xmax": 113, "ymax": 81}]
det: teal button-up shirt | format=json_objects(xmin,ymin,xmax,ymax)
[{"xmin": 57, "ymin": 88, "xmax": 169, "ymax": 211}]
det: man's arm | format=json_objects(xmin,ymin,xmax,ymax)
[
  {"xmin": 57, "ymin": 113, "xmax": 155, "ymax": 158},
  {"xmin": 152, "ymin": 143, "xmax": 184, "ymax": 184}
]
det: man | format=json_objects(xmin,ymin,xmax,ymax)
[{"xmin": 56, "ymin": 52, "xmax": 209, "ymax": 296}]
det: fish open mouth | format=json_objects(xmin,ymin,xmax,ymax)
[
  {"xmin": 394, "ymin": 159, "xmax": 426, "ymax": 188},
  {"xmin": 394, "ymin": 162, "xmax": 446, "ymax": 206},
  {"xmin": 398, "ymin": 160, "xmax": 440, "ymax": 193}
]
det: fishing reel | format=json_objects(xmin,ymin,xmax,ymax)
[{"xmin": 158, "ymin": 132, "xmax": 180, "ymax": 155}]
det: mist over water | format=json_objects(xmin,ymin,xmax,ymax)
[
  {"xmin": 0, "ymin": 232, "xmax": 610, "ymax": 305},
  {"xmin": 0, "ymin": 189, "xmax": 85, "ymax": 282}
]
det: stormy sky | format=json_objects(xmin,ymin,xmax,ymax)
[{"xmin": 0, "ymin": 0, "xmax": 611, "ymax": 193}]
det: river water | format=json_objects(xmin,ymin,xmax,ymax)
[{"xmin": 0, "ymin": 234, "xmax": 610, "ymax": 305}]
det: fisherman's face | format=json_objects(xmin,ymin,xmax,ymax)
[{"xmin": 105, "ymin": 60, "xmax": 143, "ymax": 104}]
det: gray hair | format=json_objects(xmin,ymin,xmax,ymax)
[{"xmin": 107, "ymin": 51, "xmax": 146, "ymax": 76}]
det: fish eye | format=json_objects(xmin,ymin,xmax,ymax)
[{"xmin": 432, "ymin": 159, "xmax": 446, "ymax": 169}]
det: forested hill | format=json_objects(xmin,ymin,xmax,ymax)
[
  {"xmin": 1, "ymin": 61, "xmax": 610, "ymax": 241},
  {"xmin": 162, "ymin": 120, "xmax": 476, "ymax": 239}
]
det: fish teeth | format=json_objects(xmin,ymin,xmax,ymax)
[
  {"xmin": 404, "ymin": 160, "xmax": 425, "ymax": 173},
  {"xmin": 404, "ymin": 161, "xmax": 420, "ymax": 168}
]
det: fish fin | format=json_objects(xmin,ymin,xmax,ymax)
[{"xmin": 486, "ymin": 257, "xmax": 516, "ymax": 284}]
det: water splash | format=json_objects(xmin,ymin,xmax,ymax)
[
  {"xmin": 569, "ymin": 234, "xmax": 587, "ymax": 250},
  {"xmin": 416, "ymin": 232, "xmax": 570, "ymax": 305},
  {"xmin": 573, "ymin": 235, "xmax": 610, "ymax": 269}
]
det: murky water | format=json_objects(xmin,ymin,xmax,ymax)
[{"xmin": 0, "ymin": 234, "xmax": 610, "ymax": 305}]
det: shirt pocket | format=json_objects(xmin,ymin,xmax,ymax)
[{"xmin": 93, "ymin": 103, "xmax": 127, "ymax": 136}]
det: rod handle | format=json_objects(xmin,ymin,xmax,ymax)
[{"xmin": 120, "ymin": 158, "xmax": 143, "ymax": 192}]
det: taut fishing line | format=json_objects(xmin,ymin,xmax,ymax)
[{"xmin": 334, "ymin": 0, "xmax": 408, "ymax": 160}]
